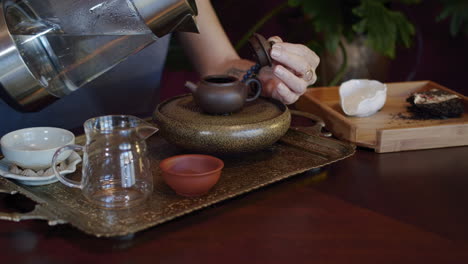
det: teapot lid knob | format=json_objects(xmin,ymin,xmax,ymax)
[{"xmin": 247, "ymin": 33, "xmax": 273, "ymax": 68}]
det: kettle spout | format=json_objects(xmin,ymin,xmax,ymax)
[
  {"xmin": 173, "ymin": 14, "xmax": 199, "ymax": 34},
  {"xmin": 185, "ymin": 81, "xmax": 198, "ymax": 93},
  {"xmin": 132, "ymin": 0, "xmax": 199, "ymax": 38}
]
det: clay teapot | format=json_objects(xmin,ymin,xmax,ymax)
[{"xmin": 185, "ymin": 74, "xmax": 262, "ymax": 114}]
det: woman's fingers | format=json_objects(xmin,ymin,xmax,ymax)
[
  {"xmin": 273, "ymin": 65, "xmax": 308, "ymax": 95},
  {"xmin": 270, "ymin": 43, "xmax": 319, "ymax": 85},
  {"xmin": 256, "ymin": 36, "xmax": 321, "ymax": 105},
  {"xmin": 270, "ymin": 81, "xmax": 299, "ymax": 105},
  {"xmin": 272, "ymin": 42, "xmax": 320, "ymax": 68},
  {"xmin": 268, "ymin": 36, "xmax": 283, "ymax": 44}
]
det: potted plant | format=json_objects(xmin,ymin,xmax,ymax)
[{"xmin": 235, "ymin": 0, "xmax": 468, "ymax": 86}]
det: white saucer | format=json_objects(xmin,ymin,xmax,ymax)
[{"xmin": 0, "ymin": 152, "xmax": 82, "ymax": 186}]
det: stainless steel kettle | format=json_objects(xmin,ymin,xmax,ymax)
[{"xmin": 0, "ymin": 0, "xmax": 198, "ymax": 112}]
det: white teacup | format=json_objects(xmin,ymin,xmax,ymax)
[
  {"xmin": 1, "ymin": 127, "xmax": 75, "ymax": 170},
  {"xmin": 339, "ymin": 79, "xmax": 387, "ymax": 117}
]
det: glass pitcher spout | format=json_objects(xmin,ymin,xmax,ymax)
[{"xmin": 136, "ymin": 122, "xmax": 158, "ymax": 140}]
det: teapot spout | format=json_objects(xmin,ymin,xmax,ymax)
[{"xmin": 185, "ymin": 81, "xmax": 198, "ymax": 93}]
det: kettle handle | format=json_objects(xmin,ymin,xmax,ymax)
[
  {"xmin": 244, "ymin": 78, "xmax": 262, "ymax": 102},
  {"xmin": 52, "ymin": 145, "xmax": 84, "ymax": 189}
]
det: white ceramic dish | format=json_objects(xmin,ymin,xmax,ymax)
[
  {"xmin": 0, "ymin": 127, "xmax": 75, "ymax": 170},
  {"xmin": 339, "ymin": 79, "xmax": 387, "ymax": 117},
  {"xmin": 0, "ymin": 151, "xmax": 81, "ymax": 186}
]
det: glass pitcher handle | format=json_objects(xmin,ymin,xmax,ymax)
[{"xmin": 52, "ymin": 145, "xmax": 84, "ymax": 189}]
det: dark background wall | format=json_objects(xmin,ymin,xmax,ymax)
[
  {"xmin": 161, "ymin": 0, "xmax": 468, "ymax": 100},
  {"xmin": 387, "ymin": 1, "xmax": 468, "ymax": 95}
]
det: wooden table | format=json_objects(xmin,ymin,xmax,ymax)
[{"xmin": 1, "ymin": 145, "xmax": 467, "ymax": 263}]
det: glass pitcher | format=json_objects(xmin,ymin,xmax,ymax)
[{"xmin": 52, "ymin": 115, "xmax": 158, "ymax": 209}]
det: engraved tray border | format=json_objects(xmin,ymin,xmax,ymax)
[{"xmin": 0, "ymin": 129, "xmax": 355, "ymax": 237}]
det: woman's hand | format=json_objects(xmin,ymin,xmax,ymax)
[
  {"xmin": 258, "ymin": 36, "xmax": 320, "ymax": 105},
  {"xmin": 178, "ymin": 1, "xmax": 319, "ymax": 105}
]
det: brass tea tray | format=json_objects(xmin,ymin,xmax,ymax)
[{"xmin": 0, "ymin": 129, "xmax": 355, "ymax": 237}]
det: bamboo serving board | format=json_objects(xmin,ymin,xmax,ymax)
[{"xmin": 295, "ymin": 81, "xmax": 468, "ymax": 153}]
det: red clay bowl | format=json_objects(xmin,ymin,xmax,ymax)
[{"xmin": 159, "ymin": 154, "xmax": 224, "ymax": 197}]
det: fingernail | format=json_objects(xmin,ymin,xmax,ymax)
[
  {"xmin": 274, "ymin": 66, "xmax": 285, "ymax": 77},
  {"xmin": 271, "ymin": 46, "xmax": 281, "ymax": 58}
]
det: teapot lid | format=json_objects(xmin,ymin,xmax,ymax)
[{"xmin": 247, "ymin": 33, "xmax": 273, "ymax": 68}]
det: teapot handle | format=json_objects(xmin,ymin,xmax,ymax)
[
  {"xmin": 244, "ymin": 78, "xmax": 262, "ymax": 102},
  {"xmin": 52, "ymin": 145, "xmax": 84, "ymax": 189}
]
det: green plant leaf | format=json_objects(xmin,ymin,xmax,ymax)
[
  {"xmin": 324, "ymin": 34, "xmax": 341, "ymax": 52},
  {"xmin": 395, "ymin": 13, "xmax": 415, "ymax": 48},
  {"xmin": 288, "ymin": 0, "xmax": 302, "ymax": 7},
  {"xmin": 352, "ymin": 0, "xmax": 415, "ymax": 58},
  {"xmin": 437, "ymin": 0, "xmax": 468, "ymax": 36},
  {"xmin": 393, "ymin": 0, "xmax": 421, "ymax": 4},
  {"xmin": 297, "ymin": 0, "xmax": 345, "ymax": 52}
]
